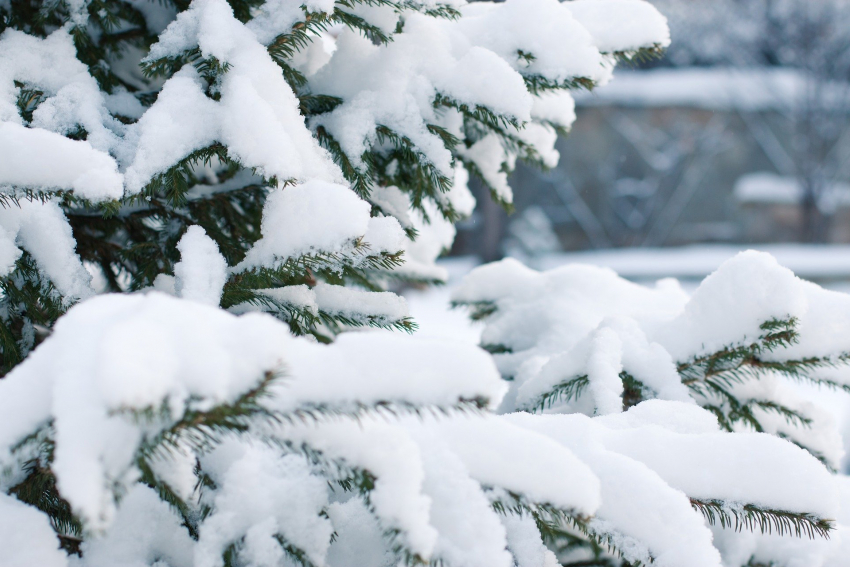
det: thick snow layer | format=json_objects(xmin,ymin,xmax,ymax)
[
  {"xmin": 0, "ymin": 29, "xmax": 122, "ymax": 157},
  {"xmin": 502, "ymin": 513, "xmax": 560, "ymax": 567},
  {"xmin": 313, "ymin": 282, "xmax": 409, "ymax": 324},
  {"xmin": 454, "ymin": 251, "xmax": 850, "ymax": 479},
  {"xmin": 460, "ymin": 250, "xmax": 850, "ymax": 373},
  {"xmin": 565, "ymin": 0, "xmax": 670, "ymax": 54},
  {"xmin": 457, "ymin": 0, "xmax": 606, "ymax": 84},
  {"xmin": 412, "ymin": 432, "xmax": 513, "ymax": 567},
  {"xmin": 276, "ymin": 412, "xmax": 602, "ymax": 559},
  {"xmin": 0, "ymin": 122, "xmax": 123, "ymax": 201},
  {"xmin": 276, "ymin": 417, "xmax": 439, "ymax": 557},
  {"xmin": 419, "ymin": 414, "xmax": 601, "ymax": 516},
  {"xmin": 174, "ymin": 226, "xmax": 228, "ymax": 306},
  {"xmin": 244, "ymin": 0, "xmax": 305, "ymax": 44},
  {"xmin": 78, "ymin": 485, "xmax": 194, "ymax": 567},
  {"xmin": 602, "ymin": 423, "xmax": 837, "ymax": 517},
  {"xmin": 325, "ymin": 498, "xmax": 392, "ymax": 567},
  {"xmin": 264, "ymin": 331, "xmax": 506, "ymax": 413},
  {"xmin": 652, "ymin": 251, "xmax": 807, "ymax": 360},
  {"xmin": 309, "ymin": 19, "xmax": 528, "ymax": 177},
  {"xmin": 128, "ymin": 0, "xmax": 341, "ymax": 192},
  {"xmin": 0, "ymin": 291, "xmax": 512, "ymax": 541},
  {"xmin": 0, "ymin": 493, "xmax": 68, "ymax": 567},
  {"xmin": 531, "ymin": 91, "xmax": 577, "ymax": 131},
  {"xmin": 236, "ymin": 180, "xmax": 372, "ymax": 270},
  {"xmin": 0, "ymin": 199, "xmax": 94, "ymax": 299},
  {"xmin": 509, "ymin": 401, "xmax": 838, "ymax": 567},
  {"xmin": 0, "ymin": 293, "xmax": 289, "ymax": 528},
  {"xmin": 197, "ymin": 442, "xmax": 332, "ymax": 567}
]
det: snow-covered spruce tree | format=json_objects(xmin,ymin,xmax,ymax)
[
  {"xmin": 453, "ymin": 251, "xmax": 850, "ymax": 566},
  {"xmin": 0, "ymin": 1, "xmax": 841, "ymax": 567},
  {"xmin": 0, "ymin": 0, "xmax": 670, "ymax": 367}
]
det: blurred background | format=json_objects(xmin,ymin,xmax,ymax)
[{"xmin": 450, "ymin": 0, "xmax": 850, "ymax": 288}]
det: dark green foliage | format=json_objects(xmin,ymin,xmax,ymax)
[
  {"xmin": 9, "ymin": 433, "xmax": 83, "ymax": 555},
  {"xmin": 529, "ymin": 375, "xmax": 590, "ymax": 412},
  {"xmin": 690, "ymin": 499, "xmax": 833, "ymax": 540},
  {"xmin": 0, "ymin": 254, "xmax": 66, "ymax": 376},
  {"xmin": 491, "ymin": 492, "xmax": 646, "ymax": 567},
  {"xmin": 451, "ymin": 299, "xmax": 497, "ymax": 321}
]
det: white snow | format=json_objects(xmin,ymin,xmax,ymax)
[
  {"xmin": 174, "ymin": 225, "xmax": 228, "ymax": 306},
  {"xmin": 77, "ymin": 485, "xmax": 194, "ymax": 567},
  {"xmin": 0, "ymin": 122, "xmax": 123, "ymax": 202},
  {"xmin": 7, "ymin": 3, "xmax": 842, "ymax": 567},
  {"xmin": 0, "ymin": 493, "xmax": 68, "ymax": 567},
  {"xmin": 565, "ymin": 0, "xmax": 670, "ymax": 55},
  {"xmin": 0, "ymin": 29, "xmax": 122, "ymax": 158},
  {"xmin": 129, "ymin": 0, "xmax": 341, "ymax": 192},
  {"xmin": 263, "ymin": 330, "xmax": 506, "ymax": 414},
  {"xmin": 735, "ymin": 172, "xmax": 850, "ymax": 213},
  {"xmin": 0, "ymin": 293, "xmax": 289, "ymax": 528},
  {"xmin": 457, "ymin": 0, "xmax": 607, "ymax": 85},
  {"xmin": 197, "ymin": 441, "xmax": 332, "ymax": 567},
  {"xmin": 236, "ymin": 180, "xmax": 372, "ymax": 271},
  {"xmin": 313, "ymin": 282, "xmax": 409, "ymax": 324},
  {"xmin": 0, "ymin": 198, "xmax": 95, "ymax": 300}
]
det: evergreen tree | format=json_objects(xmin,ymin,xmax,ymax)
[
  {"xmin": 0, "ymin": 1, "xmax": 841, "ymax": 567},
  {"xmin": 453, "ymin": 251, "xmax": 850, "ymax": 566}
]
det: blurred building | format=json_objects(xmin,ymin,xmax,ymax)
[{"xmin": 453, "ymin": 0, "xmax": 850, "ymax": 258}]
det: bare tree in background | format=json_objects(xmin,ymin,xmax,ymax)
[{"xmin": 655, "ymin": 0, "xmax": 850, "ymax": 241}]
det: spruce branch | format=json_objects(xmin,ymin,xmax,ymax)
[
  {"xmin": 608, "ymin": 44, "xmax": 667, "ymax": 65},
  {"xmin": 315, "ymin": 125, "xmax": 374, "ymax": 198},
  {"xmin": 274, "ymin": 534, "xmax": 321, "ymax": 567},
  {"xmin": 450, "ymin": 300, "xmax": 498, "ymax": 321},
  {"xmin": 273, "ymin": 397, "xmax": 490, "ymax": 428},
  {"xmin": 690, "ymin": 499, "xmax": 833, "ymax": 539},
  {"xmin": 522, "ymin": 74, "xmax": 596, "ymax": 96},
  {"xmin": 333, "ymin": 3, "xmax": 394, "ymax": 45},
  {"xmin": 456, "ymin": 158, "xmax": 516, "ymax": 213},
  {"xmin": 526, "ymin": 375, "xmax": 590, "ymax": 412},
  {"xmin": 299, "ymin": 94, "xmax": 344, "ymax": 117},
  {"xmin": 490, "ymin": 491, "xmax": 642, "ymax": 566},
  {"xmin": 434, "ymin": 92, "xmax": 523, "ymax": 132},
  {"xmin": 14, "ymin": 82, "xmax": 47, "ymax": 123},
  {"xmin": 134, "ymin": 370, "xmax": 281, "ymax": 456},
  {"xmin": 222, "ymin": 241, "xmax": 406, "ymax": 315},
  {"xmin": 9, "ymin": 454, "xmax": 84, "ymax": 554}
]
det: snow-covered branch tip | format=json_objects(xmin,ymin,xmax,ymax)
[{"xmin": 690, "ymin": 499, "xmax": 833, "ymax": 540}]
